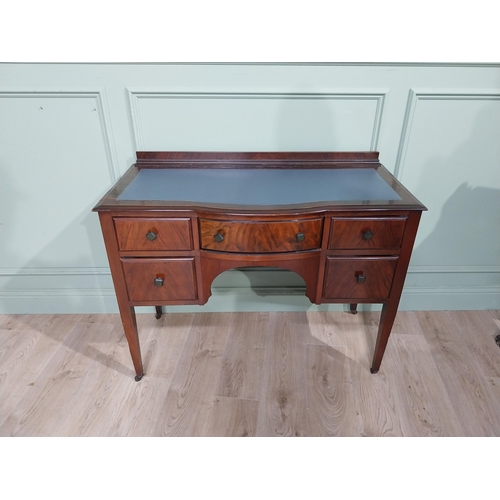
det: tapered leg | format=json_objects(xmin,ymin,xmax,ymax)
[
  {"xmin": 370, "ymin": 211, "xmax": 422, "ymax": 374},
  {"xmin": 370, "ymin": 301, "xmax": 398, "ymax": 373},
  {"xmin": 98, "ymin": 212, "xmax": 144, "ymax": 381},
  {"xmin": 117, "ymin": 303, "xmax": 144, "ymax": 381},
  {"xmin": 349, "ymin": 303, "xmax": 358, "ymax": 315},
  {"xmin": 155, "ymin": 306, "xmax": 163, "ymax": 319}
]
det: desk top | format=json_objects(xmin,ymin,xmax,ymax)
[
  {"xmin": 117, "ymin": 167, "xmax": 402, "ymax": 205},
  {"xmin": 94, "ymin": 152, "xmax": 426, "ymax": 213}
]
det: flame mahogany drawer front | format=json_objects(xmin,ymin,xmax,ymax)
[
  {"xmin": 114, "ymin": 217, "xmax": 193, "ymax": 252},
  {"xmin": 329, "ymin": 217, "xmax": 406, "ymax": 251},
  {"xmin": 122, "ymin": 258, "xmax": 198, "ymax": 303},
  {"xmin": 323, "ymin": 256, "xmax": 398, "ymax": 300},
  {"xmin": 199, "ymin": 218, "xmax": 323, "ymax": 253}
]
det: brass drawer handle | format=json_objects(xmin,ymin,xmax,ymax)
[
  {"xmin": 296, "ymin": 232, "xmax": 305, "ymax": 242},
  {"xmin": 154, "ymin": 277, "xmax": 164, "ymax": 287},
  {"xmin": 146, "ymin": 231, "xmax": 157, "ymax": 241},
  {"xmin": 214, "ymin": 233, "xmax": 224, "ymax": 243},
  {"xmin": 362, "ymin": 230, "xmax": 374, "ymax": 241},
  {"xmin": 356, "ymin": 274, "xmax": 366, "ymax": 283}
]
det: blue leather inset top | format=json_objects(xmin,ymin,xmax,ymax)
[{"xmin": 117, "ymin": 168, "xmax": 401, "ymax": 205}]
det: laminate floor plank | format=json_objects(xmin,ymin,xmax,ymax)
[
  {"xmin": 54, "ymin": 314, "xmax": 160, "ymax": 437},
  {"xmin": 79, "ymin": 314, "xmax": 123, "ymax": 325},
  {"xmin": 306, "ymin": 311, "xmax": 376, "ymax": 370},
  {"xmin": 60, "ymin": 323, "xmax": 137, "ymax": 436},
  {"xmin": 66, "ymin": 315, "xmax": 166, "ymax": 437},
  {"xmin": 391, "ymin": 311, "xmax": 426, "ymax": 335},
  {"xmin": 0, "ymin": 314, "xmax": 24, "ymax": 330},
  {"xmin": 0, "ymin": 315, "xmax": 53, "ymax": 354},
  {"xmin": 353, "ymin": 371, "xmax": 403, "ymax": 434},
  {"xmin": 1, "ymin": 319, "xmax": 113, "ymax": 436},
  {"xmin": 121, "ymin": 313, "xmax": 195, "ymax": 437},
  {"xmin": 255, "ymin": 312, "xmax": 309, "ymax": 437},
  {"xmin": 488, "ymin": 310, "xmax": 500, "ymax": 320},
  {"xmin": 348, "ymin": 349, "xmax": 404, "ymax": 437},
  {"xmin": 50, "ymin": 321, "xmax": 129, "ymax": 437},
  {"xmin": 206, "ymin": 396, "xmax": 259, "ymax": 437},
  {"xmin": 453, "ymin": 311, "xmax": 500, "ymax": 378},
  {"xmin": 215, "ymin": 312, "xmax": 267, "ymax": 400},
  {"xmin": 0, "ymin": 322, "xmax": 45, "ymax": 380},
  {"xmin": 1, "ymin": 311, "xmax": 499, "ymax": 437},
  {"xmin": 384, "ymin": 333, "xmax": 463, "ymax": 436},
  {"xmin": 306, "ymin": 311, "xmax": 348, "ymax": 347},
  {"xmin": 0, "ymin": 314, "xmax": 84, "ymax": 430},
  {"xmin": 305, "ymin": 344, "xmax": 361, "ymax": 436},
  {"xmin": 416, "ymin": 311, "xmax": 500, "ymax": 436},
  {"xmin": 154, "ymin": 313, "xmax": 231, "ymax": 437},
  {"xmin": 307, "ymin": 311, "xmax": 401, "ymax": 436},
  {"xmin": 486, "ymin": 378, "xmax": 500, "ymax": 406},
  {"xmin": 340, "ymin": 311, "xmax": 379, "ymax": 370}
]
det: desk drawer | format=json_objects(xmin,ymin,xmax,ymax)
[
  {"xmin": 200, "ymin": 218, "xmax": 323, "ymax": 253},
  {"xmin": 323, "ymin": 256, "xmax": 398, "ymax": 300},
  {"xmin": 122, "ymin": 258, "xmax": 197, "ymax": 302},
  {"xmin": 329, "ymin": 218, "xmax": 406, "ymax": 251},
  {"xmin": 114, "ymin": 218, "xmax": 193, "ymax": 251}
]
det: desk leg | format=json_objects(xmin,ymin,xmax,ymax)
[
  {"xmin": 118, "ymin": 304, "xmax": 144, "ymax": 381},
  {"xmin": 98, "ymin": 212, "xmax": 144, "ymax": 381},
  {"xmin": 349, "ymin": 303, "xmax": 358, "ymax": 315},
  {"xmin": 370, "ymin": 211, "xmax": 422, "ymax": 374},
  {"xmin": 370, "ymin": 301, "xmax": 397, "ymax": 373}
]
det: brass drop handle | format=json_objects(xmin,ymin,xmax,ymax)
[
  {"xmin": 146, "ymin": 231, "xmax": 157, "ymax": 241},
  {"xmin": 356, "ymin": 274, "xmax": 366, "ymax": 283},
  {"xmin": 214, "ymin": 233, "xmax": 224, "ymax": 243},
  {"xmin": 154, "ymin": 277, "xmax": 164, "ymax": 287},
  {"xmin": 296, "ymin": 232, "xmax": 305, "ymax": 242},
  {"xmin": 362, "ymin": 230, "xmax": 374, "ymax": 241}
]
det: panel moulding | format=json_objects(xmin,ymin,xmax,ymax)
[
  {"xmin": 127, "ymin": 89, "xmax": 387, "ymax": 151},
  {"xmin": 407, "ymin": 265, "xmax": 500, "ymax": 274},
  {"xmin": 2, "ymin": 265, "xmax": 498, "ymax": 278},
  {"xmin": 394, "ymin": 89, "xmax": 500, "ymax": 180},
  {"xmin": 0, "ymin": 267, "xmax": 111, "ymax": 276},
  {"xmin": 0, "ymin": 89, "xmax": 121, "ymax": 182}
]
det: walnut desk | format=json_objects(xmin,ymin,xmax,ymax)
[{"xmin": 93, "ymin": 152, "xmax": 426, "ymax": 381}]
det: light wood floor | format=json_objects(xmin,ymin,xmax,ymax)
[{"xmin": 1, "ymin": 310, "xmax": 499, "ymax": 436}]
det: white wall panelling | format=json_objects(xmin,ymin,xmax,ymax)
[{"xmin": 1, "ymin": 64, "xmax": 499, "ymax": 313}]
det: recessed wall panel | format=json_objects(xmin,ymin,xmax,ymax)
[
  {"xmin": 0, "ymin": 93, "xmax": 114, "ymax": 269},
  {"xmin": 130, "ymin": 92, "xmax": 383, "ymax": 151},
  {"xmin": 398, "ymin": 92, "xmax": 500, "ymax": 268}
]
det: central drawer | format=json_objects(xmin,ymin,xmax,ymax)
[{"xmin": 200, "ymin": 218, "xmax": 323, "ymax": 253}]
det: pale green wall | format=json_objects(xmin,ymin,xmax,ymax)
[{"xmin": 1, "ymin": 63, "xmax": 499, "ymax": 313}]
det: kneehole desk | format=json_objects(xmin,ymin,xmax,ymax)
[{"xmin": 93, "ymin": 152, "xmax": 426, "ymax": 381}]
